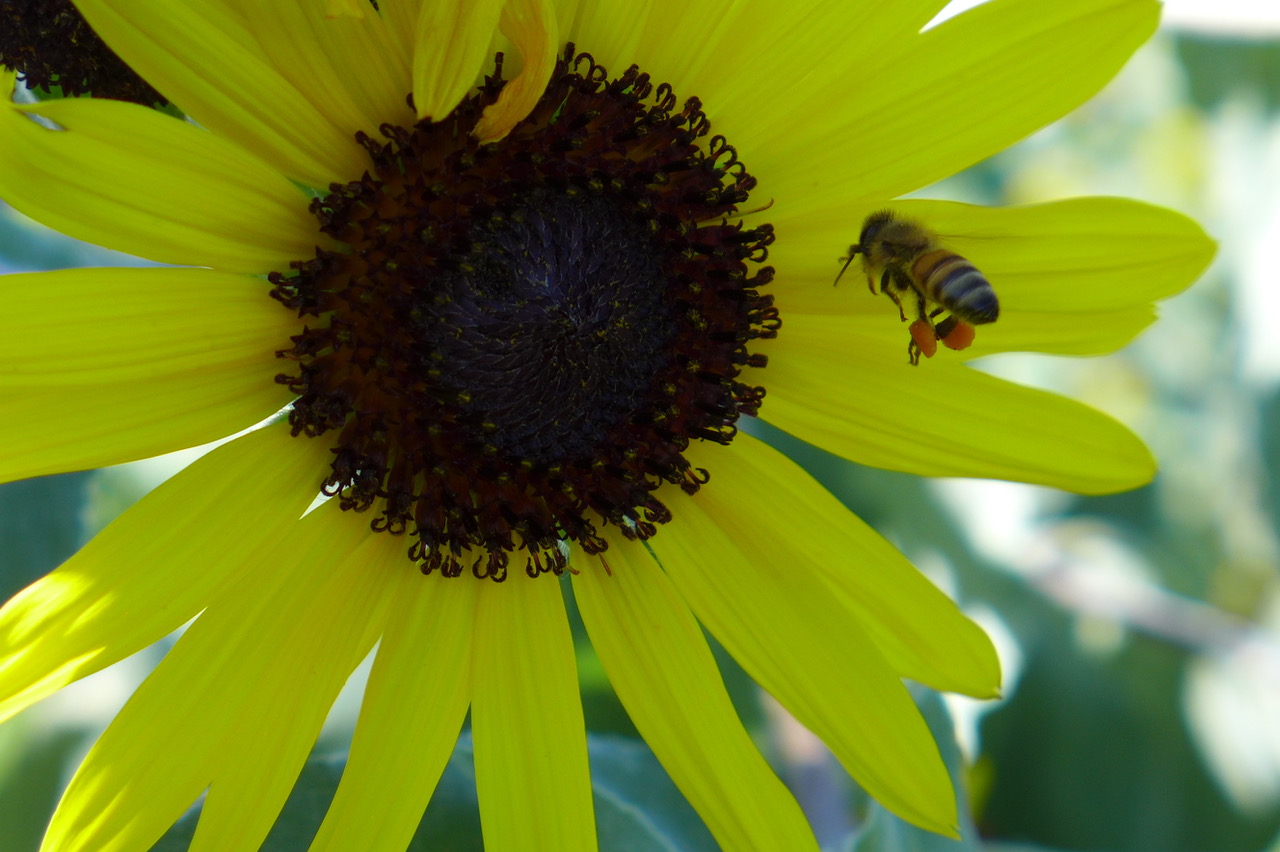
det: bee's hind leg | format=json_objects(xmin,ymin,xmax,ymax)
[{"xmin": 904, "ymin": 292, "xmax": 940, "ymax": 364}]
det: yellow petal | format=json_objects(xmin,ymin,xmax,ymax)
[
  {"xmin": 0, "ymin": 424, "xmax": 330, "ymax": 725},
  {"xmin": 641, "ymin": 2, "xmax": 951, "ymax": 145},
  {"xmin": 775, "ymin": 307, "xmax": 1157, "ymax": 360},
  {"xmin": 327, "ymin": 0, "xmax": 368, "ymax": 18},
  {"xmin": 0, "ymin": 379, "xmax": 285, "ymax": 486},
  {"xmin": 0, "ymin": 268, "xmax": 298, "ymax": 388},
  {"xmin": 71, "ymin": 0, "xmax": 369, "ymax": 187},
  {"xmin": 41, "ymin": 504, "xmax": 387, "ymax": 852},
  {"xmin": 474, "ymin": 0, "xmax": 559, "ymax": 142},
  {"xmin": 763, "ymin": 312, "xmax": 1156, "ymax": 493},
  {"xmin": 412, "ymin": 0, "xmax": 506, "ymax": 121},
  {"xmin": 557, "ymin": 1, "xmax": 653, "ymax": 72},
  {"xmin": 378, "ymin": 0, "xmax": 424, "ymax": 60},
  {"xmin": 309, "ymin": 571, "xmax": 478, "ymax": 852},
  {"xmin": 653, "ymin": 473, "xmax": 959, "ymax": 835},
  {"xmin": 0, "ymin": 268, "xmax": 297, "ymax": 483},
  {"xmin": 0, "ymin": 78, "xmax": 323, "ymax": 271},
  {"xmin": 769, "ymin": 196, "xmax": 1213, "ymax": 317},
  {"xmin": 759, "ymin": 0, "xmax": 1160, "ymax": 207},
  {"xmin": 471, "ymin": 573, "xmax": 595, "ymax": 850},
  {"xmin": 893, "ymin": 197, "xmax": 1216, "ymax": 311},
  {"xmin": 573, "ymin": 536, "xmax": 820, "ymax": 851},
  {"xmin": 970, "ymin": 308, "xmax": 1157, "ymax": 356},
  {"xmin": 556, "ymin": 1, "xmax": 707, "ymax": 101},
  {"xmin": 231, "ymin": 1, "xmax": 415, "ymax": 143},
  {"xmin": 686, "ymin": 435, "xmax": 1000, "ymax": 698},
  {"xmin": 187, "ymin": 512, "xmax": 401, "ymax": 852}
]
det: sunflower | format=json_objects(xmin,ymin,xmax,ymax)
[
  {"xmin": 0, "ymin": 0, "xmax": 167, "ymax": 104},
  {"xmin": 0, "ymin": 0, "xmax": 1212, "ymax": 849}
]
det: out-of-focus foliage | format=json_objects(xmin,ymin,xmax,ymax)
[
  {"xmin": 1177, "ymin": 36, "xmax": 1280, "ymax": 113},
  {"xmin": 2, "ymin": 23, "xmax": 1279, "ymax": 852}
]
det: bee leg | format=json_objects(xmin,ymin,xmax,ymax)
[
  {"xmin": 914, "ymin": 292, "xmax": 934, "ymax": 334},
  {"xmin": 907, "ymin": 340, "xmax": 922, "ymax": 366},
  {"xmin": 881, "ymin": 283, "xmax": 909, "ymax": 322}
]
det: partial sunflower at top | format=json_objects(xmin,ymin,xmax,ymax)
[
  {"xmin": 0, "ymin": 0, "xmax": 166, "ymax": 104},
  {"xmin": 0, "ymin": 0, "xmax": 1211, "ymax": 851}
]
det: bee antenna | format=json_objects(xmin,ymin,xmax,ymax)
[{"xmin": 833, "ymin": 248, "xmax": 860, "ymax": 286}]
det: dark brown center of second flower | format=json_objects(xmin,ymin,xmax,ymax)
[
  {"xmin": 0, "ymin": 0, "xmax": 167, "ymax": 105},
  {"xmin": 269, "ymin": 46, "xmax": 777, "ymax": 581}
]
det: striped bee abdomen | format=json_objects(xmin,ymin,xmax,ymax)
[{"xmin": 911, "ymin": 249, "xmax": 1000, "ymax": 324}]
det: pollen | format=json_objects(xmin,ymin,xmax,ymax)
[{"xmin": 270, "ymin": 46, "xmax": 777, "ymax": 581}]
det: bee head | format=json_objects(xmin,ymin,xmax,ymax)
[{"xmin": 858, "ymin": 209, "xmax": 897, "ymax": 251}]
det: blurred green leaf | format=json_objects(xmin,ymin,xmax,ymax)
[
  {"xmin": 1175, "ymin": 35, "xmax": 1280, "ymax": 114},
  {"xmin": 587, "ymin": 734, "xmax": 717, "ymax": 851},
  {"xmin": 1258, "ymin": 387, "xmax": 1280, "ymax": 539},
  {"xmin": 978, "ymin": 603, "xmax": 1280, "ymax": 851},
  {"xmin": 0, "ymin": 473, "xmax": 91, "ymax": 606},
  {"xmin": 0, "ymin": 725, "xmax": 87, "ymax": 852}
]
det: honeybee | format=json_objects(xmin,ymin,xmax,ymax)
[{"xmin": 836, "ymin": 210, "xmax": 999, "ymax": 365}]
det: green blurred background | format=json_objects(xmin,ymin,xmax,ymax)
[{"xmin": 3, "ymin": 4, "xmax": 1280, "ymax": 851}]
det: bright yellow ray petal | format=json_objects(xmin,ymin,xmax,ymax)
[
  {"xmin": 967, "ymin": 308, "xmax": 1156, "ymax": 356},
  {"xmin": 563, "ymin": 0, "xmax": 949, "ymax": 104},
  {"xmin": 551, "ymin": 0, "xmax": 583, "ymax": 42},
  {"xmin": 573, "ymin": 537, "xmax": 820, "ymax": 851},
  {"xmin": 561, "ymin": 1, "xmax": 714, "ymax": 93},
  {"xmin": 757, "ymin": 0, "xmax": 1159, "ymax": 207},
  {"xmin": 895, "ymin": 198, "xmax": 1215, "ymax": 311},
  {"xmin": 474, "ymin": 0, "xmax": 559, "ymax": 142},
  {"xmin": 634, "ymin": 1, "xmax": 952, "ymax": 145},
  {"xmin": 0, "ymin": 374, "xmax": 287, "ymax": 485},
  {"xmin": 187, "ymin": 513, "xmax": 402, "ymax": 852},
  {"xmin": 685, "ymin": 435, "xmax": 999, "ymax": 698},
  {"xmin": 326, "ymin": 0, "xmax": 368, "ymax": 17},
  {"xmin": 558, "ymin": 1, "xmax": 653, "ymax": 76},
  {"xmin": 227, "ymin": 1, "xmax": 415, "ymax": 141},
  {"xmin": 412, "ymin": 0, "xmax": 505, "ymax": 121},
  {"xmin": 471, "ymin": 574, "xmax": 595, "ymax": 851},
  {"xmin": 40, "ymin": 504, "xmax": 382, "ymax": 852},
  {"xmin": 0, "ymin": 269, "xmax": 298, "ymax": 484},
  {"xmin": 378, "ymin": 0, "xmax": 423, "ymax": 59},
  {"xmin": 766, "ymin": 196, "xmax": 1215, "ymax": 318},
  {"xmin": 0, "ymin": 425, "xmax": 330, "ymax": 726},
  {"xmin": 71, "ymin": 0, "xmax": 369, "ymax": 187},
  {"xmin": 0, "ymin": 79, "xmax": 323, "ymax": 271},
  {"xmin": 762, "ymin": 313, "xmax": 1156, "ymax": 493},
  {"xmin": 308, "ymin": 571, "xmax": 476, "ymax": 852},
  {"xmin": 653, "ymin": 482, "xmax": 959, "ymax": 835},
  {"xmin": 777, "ymin": 307, "xmax": 1157, "ymax": 360},
  {"xmin": 0, "ymin": 268, "xmax": 298, "ymax": 388}
]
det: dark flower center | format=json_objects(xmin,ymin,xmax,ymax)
[
  {"xmin": 430, "ymin": 188, "xmax": 674, "ymax": 463},
  {"xmin": 0, "ymin": 0, "xmax": 167, "ymax": 105},
  {"xmin": 270, "ymin": 46, "xmax": 777, "ymax": 581}
]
